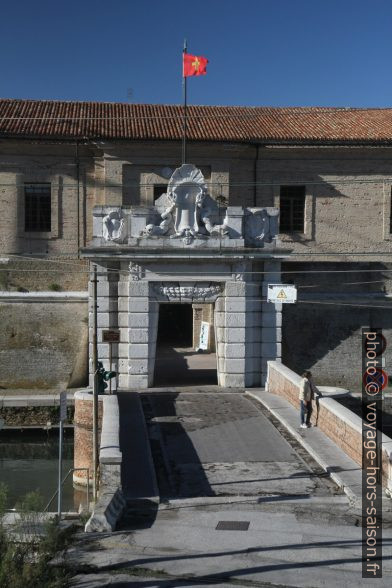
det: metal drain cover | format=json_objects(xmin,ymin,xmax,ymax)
[{"xmin": 216, "ymin": 521, "xmax": 250, "ymax": 531}]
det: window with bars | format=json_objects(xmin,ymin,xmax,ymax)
[
  {"xmin": 24, "ymin": 183, "xmax": 51, "ymax": 232},
  {"xmin": 279, "ymin": 185, "xmax": 305, "ymax": 232}
]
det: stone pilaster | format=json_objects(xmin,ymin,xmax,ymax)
[
  {"xmin": 88, "ymin": 263, "xmax": 119, "ymax": 388},
  {"xmin": 126, "ymin": 279, "xmax": 158, "ymax": 388},
  {"xmin": 218, "ymin": 280, "xmax": 262, "ymax": 387},
  {"xmin": 261, "ymin": 260, "xmax": 282, "ymax": 386}
]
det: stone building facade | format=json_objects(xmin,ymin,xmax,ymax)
[{"xmin": 1, "ymin": 99, "xmax": 392, "ymax": 389}]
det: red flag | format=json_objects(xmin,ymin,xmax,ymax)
[{"xmin": 183, "ymin": 53, "xmax": 208, "ymax": 77}]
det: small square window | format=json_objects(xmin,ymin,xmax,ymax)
[
  {"xmin": 279, "ymin": 186, "xmax": 305, "ymax": 232},
  {"xmin": 24, "ymin": 183, "xmax": 51, "ymax": 232},
  {"xmin": 153, "ymin": 184, "xmax": 167, "ymax": 202}
]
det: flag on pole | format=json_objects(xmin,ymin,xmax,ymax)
[{"xmin": 183, "ymin": 53, "xmax": 208, "ymax": 77}]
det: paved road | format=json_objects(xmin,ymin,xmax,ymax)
[
  {"xmin": 142, "ymin": 391, "xmax": 339, "ymax": 499},
  {"xmin": 67, "ymin": 391, "xmax": 392, "ymax": 587}
]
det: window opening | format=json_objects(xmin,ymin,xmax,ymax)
[
  {"xmin": 279, "ymin": 185, "xmax": 305, "ymax": 232},
  {"xmin": 24, "ymin": 183, "xmax": 51, "ymax": 232}
]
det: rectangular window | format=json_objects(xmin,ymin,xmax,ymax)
[
  {"xmin": 153, "ymin": 184, "xmax": 168, "ymax": 202},
  {"xmin": 279, "ymin": 185, "xmax": 305, "ymax": 232},
  {"xmin": 24, "ymin": 183, "xmax": 51, "ymax": 232}
]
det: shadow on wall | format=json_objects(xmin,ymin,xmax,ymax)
[{"xmin": 282, "ymin": 304, "xmax": 392, "ymax": 390}]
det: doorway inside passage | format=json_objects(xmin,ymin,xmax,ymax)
[{"xmin": 154, "ymin": 303, "xmax": 217, "ymax": 386}]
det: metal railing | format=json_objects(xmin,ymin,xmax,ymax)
[{"xmin": 44, "ymin": 468, "xmax": 90, "ymax": 513}]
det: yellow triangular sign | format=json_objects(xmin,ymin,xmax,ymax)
[{"xmin": 276, "ymin": 289, "xmax": 287, "ymax": 300}]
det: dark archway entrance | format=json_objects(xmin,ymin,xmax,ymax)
[{"xmin": 154, "ymin": 303, "xmax": 217, "ymax": 386}]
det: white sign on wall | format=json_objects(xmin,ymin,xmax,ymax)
[
  {"xmin": 267, "ymin": 284, "xmax": 297, "ymax": 304},
  {"xmin": 198, "ymin": 321, "xmax": 210, "ymax": 350}
]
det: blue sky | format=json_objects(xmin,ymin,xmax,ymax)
[{"xmin": 1, "ymin": 0, "xmax": 391, "ymax": 107}]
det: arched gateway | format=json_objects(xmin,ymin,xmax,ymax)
[{"xmin": 82, "ymin": 164, "xmax": 286, "ymax": 388}]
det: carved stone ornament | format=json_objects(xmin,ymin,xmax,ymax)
[
  {"xmin": 143, "ymin": 198, "xmax": 175, "ymax": 237},
  {"xmin": 233, "ymin": 261, "xmax": 247, "ymax": 282},
  {"xmin": 142, "ymin": 164, "xmax": 229, "ymax": 244},
  {"xmin": 245, "ymin": 208, "xmax": 279, "ymax": 245},
  {"xmin": 129, "ymin": 262, "xmax": 145, "ymax": 281},
  {"xmin": 153, "ymin": 282, "xmax": 223, "ymax": 301},
  {"xmin": 103, "ymin": 209, "xmax": 125, "ymax": 242}
]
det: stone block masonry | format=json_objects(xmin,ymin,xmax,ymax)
[
  {"xmin": 83, "ymin": 162, "xmax": 284, "ymax": 389},
  {"xmin": 87, "ymin": 257, "xmax": 283, "ymax": 389}
]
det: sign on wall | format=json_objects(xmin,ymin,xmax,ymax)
[
  {"xmin": 102, "ymin": 329, "xmax": 121, "ymax": 343},
  {"xmin": 267, "ymin": 284, "xmax": 297, "ymax": 304},
  {"xmin": 198, "ymin": 321, "xmax": 210, "ymax": 350}
]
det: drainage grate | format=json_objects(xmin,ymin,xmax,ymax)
[{"xmin": 216, "ymin": 520, "xmax": 250, "ymax": 531}]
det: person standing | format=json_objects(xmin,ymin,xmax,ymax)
[{"xmin": 299, "ymin": 370, "xmax": 314, "ymax": 428}]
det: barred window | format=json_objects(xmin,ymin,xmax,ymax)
[
  {"xmin": 279, "ymin": 185, "xmax": 305, "ymax": 232},
  {"xmin": 24, "ymin": 183, "xmax": 51, "ymax": 232}
]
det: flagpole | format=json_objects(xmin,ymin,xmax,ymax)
[{"xmin": 182, "ymin": 38, "xmax": 187, "ymax": 165}]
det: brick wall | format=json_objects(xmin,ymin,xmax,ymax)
[
  {"xmin": 267, "ymin": 361, "xmax": 392, "ymax": 489},
  {"xmin": 73, "ymin": 391, "xmax": 103, "ymax": 486}
]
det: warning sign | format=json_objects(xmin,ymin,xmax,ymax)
[
  {"xmin": 267, "ymin": 284, "xmax": 297, "ymax": 304},
  {"xmin": 276, "ymin": 289, "xmax": 287, "ymax": 300}
]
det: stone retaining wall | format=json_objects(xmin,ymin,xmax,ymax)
[
  {"xmin": 73, "ymin": 390, "xmax": 103, "ymax": 486},
  {"xmin": 266, "ymin": 361, "xmax": 392, "ymax": 490},
  {"xmin": 0, "ymin": 292, "xmax": 88, "ymax": 389},
  {"xmin": 84, "ymin": 393, "xmax": 126, "ymax": 532}
]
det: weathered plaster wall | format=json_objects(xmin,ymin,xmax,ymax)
[
  {"xmin": 3, "ymin": 139, "xmax": 392, "ymax": 392},
  {"xmin": 256, "ymin": 146, "xmax": 392, "ymax": 259},
  {"xmin": 101, "ymin": 141, "xmax": 258, "ymax": 207},
  {"xmin": 281, "ymin": 261, "xmax": 392, "ymax": 390},
  {"xmin": 0, "ymin": 299, "xmax": 88, "ymax": 388},
  {"xmin": 282, "ymin": 302, "xmax": 392, "ymax": 391},
  {"xmin": 0, "ymin": 258, "xmax": 89, "ymax": 291},
  {"xmin": 0, "ymin": 140, "xmax": 97, "ymax": 257},
  {"xmin": 3, "ymin": 141, "xmax": 392, "ymax": 261}
]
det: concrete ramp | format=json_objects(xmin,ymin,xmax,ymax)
[{"xmin": 117, "ymin": 392, "xmax": 159, "ymax": 503}]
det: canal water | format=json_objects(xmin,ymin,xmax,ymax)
[{"xmin": 0, "ymin": 429, "xmax": 87, "ymax": 512}]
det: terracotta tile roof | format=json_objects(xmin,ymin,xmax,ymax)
[{"xmin": 1, "ymin": 98, "xmax": 392, "ymax": 144}]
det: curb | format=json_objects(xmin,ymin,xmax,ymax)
[
  {"xmin": 134, "ymin": 393, "xmax": 160, "ymax": 503},
  {"xmin": 245, "ymin": 390, "xmax": 361, "ymax": 506}
]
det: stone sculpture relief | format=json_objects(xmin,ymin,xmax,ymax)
[
  {"xmin": 103, "ymin": 209, "xmax": 125, "ymax": 242},
  {"xmin": 97, "ymin": 167, "xmax": 280, "ymax": 249},
  {"xmin": 142, "ymin": 164, "xmax": 230, "ymax": 244},
  {"xmin": 129, "ymin": 262, "xmax": 145, "ymax": 281},
  {"xmin": 233, "ymin": 261, "xmax": 247, "ymax": 282},
  {"xmin": 153, "ymin": 282, "xmax": 223, "ymax": 301},
  {"xmin": 245, "ymin": 208, "xmax": 279, "ymax": 245},
  {"xmin": 143, "ymin": 200, "xmax": 175, "ymax": 237}
]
